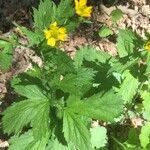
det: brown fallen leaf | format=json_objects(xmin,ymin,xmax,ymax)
[
  {"xmin": 0, "ymin": 140, "xmax": 9, "ymax": 148},
  {"xmin": 131, "ymin": 117, "xmax": 143, "ymax": 128}
]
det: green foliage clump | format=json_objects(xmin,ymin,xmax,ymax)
[{"xmin": 1, "ymin": 0, "xmax": 150, "ymax": 150}]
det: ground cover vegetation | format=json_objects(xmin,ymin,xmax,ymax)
[{"xmin": 0, "ymin": 0, "xmax": 150, "ymax": 149}]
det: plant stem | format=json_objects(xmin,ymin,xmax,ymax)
[{"xmin": 111, "ymin": 136, "xmax": 127, "ymax": 150}]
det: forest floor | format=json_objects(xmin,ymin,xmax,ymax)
[{"xmin": 0, "ymin": 0, "xmax": 150, "ymax": 149}]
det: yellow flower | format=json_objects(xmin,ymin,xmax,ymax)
[
  {"xmin": 74, "ymin": 0, "xmax": 92, "ymax": 17},
  {"xmin": 145, "ymin": 41, "xmax": 150, "ymax": 51},
  {"xmin": 44, "ymin": 22, "xmax": 67, "ymax": 47}
]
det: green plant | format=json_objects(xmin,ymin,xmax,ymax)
[
  {"xmin": 3, "ymin": 44, "xmax": 125, "ymax": 149},
  {"xmin": 1, "ymin": 0, "xmax": 150, "ymax": 149},
  {"xmin": 0, "ymin": 35, "xmax": 17, "ymax": 72}
]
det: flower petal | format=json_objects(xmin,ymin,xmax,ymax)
[
  {"xmin": 145, "ymin": 41, "xmax": 150, "ymax": 51},
  {"xmin": 58, "ymin": 27, "xmax": 67, "ymax": 34},
  {"xmin": 44, "ymin": 30, "xmax": 52, "ymax": 39},
  {"xmin": 47, "ymin": 38, "xmax": 57, "ymax": 47},
  {"xmin": 74, "ymin": 0, "xmax": 92, "ymax": 17},
  {"xmin": 44, "ymin": 21, "xmax": 67, "ymax": 47},
  {"xmin": 49, "ymin": 22, "xmax": 57, "ymax": 28},
  {"xmin": 57, "ymin": 34, "xmax": 67, "ymax": 41},
  {"xmin": 83, "ymin": 6, "xmax": 92, "ymax": 17},
  {"xmin": 79, "ymin": 0, "xmax": 87, "ymax": 6}
]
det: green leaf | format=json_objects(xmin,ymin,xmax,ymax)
[
  {"xmin": 33, "ymin": 0, "xmax": 74, "ymax": 30},
  {"xmin": 2, "ymin": 99, "xmax": 49, "ymax": 135},
  {"xmin": 107, "ymin": 57, "xmax": 139, "ymax": 76},
  {"xmin": 117, "ymin": 29, "xmax": 137, "ymax": 57},
  {"xmin": 63, "ymin": 110, "xmax": 92, "ymax": 150},
  {"xmin": 145, "ymin": 53, "xmax": 150, "ymax": 75},
  {"xmin": 139, "ymin": 122, "xmax": 150, "ymax": 148},
  {"xmin": 31, "ymin": 101, "xmax": 50, "ymax": 139},
  {"xmin": 50, "ymin": 50, "xmax": 75, "ymax": 74},
  {"xmin": 0, "ymin": 40, "xmax": 13, "ymax": 71},
  {"xmin": 46, "ymin": 138, "xmax": 73, "ymax": 150},
  {"xmin": 91, "ymin": 126, "xmax": 108, "ymax": 149},
  {"xmin": 65, "ymin": 17, "xmax": 80, "ymax": 32},
  {"xmin": 99, "ymin": 26, "xmax": 113, "ymax": 38},
  {"xmin": 55, "ymin": 0, "xmax": 74, "ymax": 25},
  {"xmin": 74, "ymin": 46, "xmax": 111, "ymax": 68},
  {"xmin": 15, "ymin": 24, "xmax": 44, "ymax": 46},
  {"xmin": 111, "ymin": 9, "xmax": 123, "ymax": 23},
  {"xmin": 55, "ymin": 67, "xmax": 96, "ymax": 96},
  {"xmin": 67, "ymin": 90, "xmax": 123, "ymax": 121},
  {"xmin": 25, "ymin": 136, "xmax": 48, "ymax": 150},
  {"xmin": 141, "ymin": 91, "xmax": 150, "ymax": 121},
  {"xmin": 13, "ymin": 84, "xmax": 47, "ymax": 100},
  {"xmin": 25, "ymin": 65, "xmax": 42, "ymax": 79},
  {"xmin": 118, "ymin": 70, "xmax": 139, "ymax": 103},
  {"xmin": 124, "ymin": 128, "xmax": 140, "ymax": 148},
  {"xmin": 9, "ymin": 131, "xmax": 49, "ymax": 150},
  {"xmin": 9, "ymin": 131, "xmax": 34, "ymax": 150},
  {"xmin": 33, "ymin": 0, "xmax": 53, "ymax": 30}
]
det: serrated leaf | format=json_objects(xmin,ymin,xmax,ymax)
[
  {"xmin": 63, "ymin": 110, "xmax": 92, "ymax": 150},
  {"xmin": 15, "ymin": 24, "xmax": 44, "ymax": 46},
  {"xmin": 25, "ymin": 65, "xmax": 42, "ymax": 79},
  {"xmin": 111, "ymin": 9, "xmax": 123, "ymax": 23},
  {"xmin": 33, "ymin": 0, "xmax": 53, "ymax": 30},
  {"xmin": 31, "ymin": 101, "xmax": 50, "ymax": 139},
  {"xmin": 99, "ymin": 26, "xmax": 113, "ymax": 38},
  {"xmin": 25, "ymin": 136, "xmax": 48, "ymax": 150},
  {"xmin": 8, "ymin": 130, "xmax": 48, "ymax": 150},
  {"xmin": 13, "ymin": 84, "xmax": 47, "ymax": 100},
  {"xmin": 112, "ymin": 72, "xmax": 122, "ymax": 83},
  {"xmin": 65, "ymin": 17, "xmax": 80, "ymax": 32},
  {"xmin": 0, "ymin": 40, "xmax": 13, "ymax": 71},
  {"xmin": 55, "ymin": 67, "xmax": 96, "ymax": 96},
  {"xmin": 67, "ymin": 90, "xmax": 123, "ymax": 121},
  {"xmin": 46, "ymin": 138, "xmax": 74, "ymax": 150},
  {"xmin": 9, "ymin": 131, "xmax": 34, "ymax": 150},
  {"xmin": 74, "ymin": 46, "xmax": 111, "ymax": 68},
  {"xmin": 55, "ymin": 0, "xmax": 74, "ymax": 25},
  {"xmin": 33, "ymin": 0, "xmax": 74, "ymax": 31},
  {"xmin": 145, "ymin": 53, "xmax": 150, "ymax": 75},
  {"xmin": 141, "ymin": 91, "xmax": 150, "ymax": 121},
  {"xmin": 118, "ymin": 70, "xmax": 139, "ymax": 103},
  {"xmin": 50, "ymin": 50, "xmax": 75, "ymax": 74},
  {"xmin": 117, "ymin": 29, "xmax": 137, "ymax": 57},
  {"xmin": 139, "ymin": 122, "xmax": 150, "ymax": 148},
  {"xmin": 91, "ymin": 126, "xmax": 108, "ymax": 149},
  {"xmin": 9, "ymin": 130, "xmax": 48, "ymax": 150},
  {"xmin": 108, "ymin": 57, "xmax": 139, "ymax": 76},
  {"xmin": 124, "ymin": 128, "xmax": 140, "ymax": 147},
  {"xmin": 2, "ymin": 99, "xmax": 49, "ymax": 135}
]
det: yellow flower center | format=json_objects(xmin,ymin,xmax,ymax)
[{"xmin": 44, "ymin": 22, "xmax": 67, "ymax": 47}]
